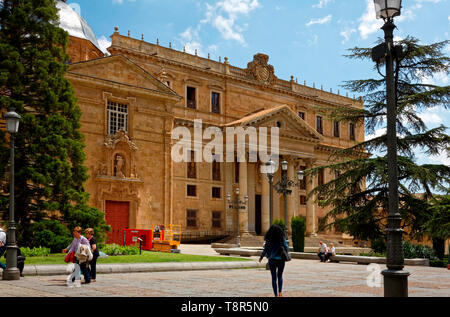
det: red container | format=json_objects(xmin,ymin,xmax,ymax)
[{"xmin": 122, "ymin": 229, "xmax": 153, "ymax": 250}]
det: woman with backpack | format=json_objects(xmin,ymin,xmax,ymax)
[{"xmin": 258, "ymin": 224, "xmax": 290, "ymax": 297}]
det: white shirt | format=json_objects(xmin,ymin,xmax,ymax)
[
  {"xmin": 319, "ymin": 243, "xmax": 327, "ymax": 253},
  {"xmin": 0, "ymin": 229, "xmax": 6, "ymax": 246},
  {"xmin": 328, "ymin": 247, "xmax": 336, "ymax": 254}
]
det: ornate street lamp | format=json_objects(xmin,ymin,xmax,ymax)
[
  {"xmin": 273, "ymin": 160, "xmax": 305, "ymax": 244},
  {"xmin": 227, "ymin": 187, "xmax": 248, "ymax": 248},
  {"xmin": 371, "ymin": 0, "xmax": 409, "ymax": 297},
  {"xmin": 2, "ymin": 107, "xmax": 21, "ymax": 280},
  {"xmin": 262, "ymin": 158, "xmax": 276, "ymax": 225}
]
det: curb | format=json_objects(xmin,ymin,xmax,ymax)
[{"xmin": 22, "ymin": 261, "xmax": 265, "ymax": 276}]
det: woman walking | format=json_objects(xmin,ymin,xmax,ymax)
[
  {"xmin": 84, "ymin": 228, "xmax": 99, "ymax": 282},
  {"xmin": 62, "ymin": 226, "xmax": 92, "ymax": 284},
  {"xmin": 258, "ymin": 224, "xmax": 289, "ymax": 297}
]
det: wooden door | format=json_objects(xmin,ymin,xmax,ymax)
[
  {"xmin": 105, "ymin": 200, "xmax": 130, "ymax": 245},
  {"xmin": 255, "ymin": 195, "xmax": 262, "ymax": 235}
]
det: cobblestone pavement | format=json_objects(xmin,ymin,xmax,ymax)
[{"xmin": 0, "ymin": 245, "xmax": 448, "ymax": 297}]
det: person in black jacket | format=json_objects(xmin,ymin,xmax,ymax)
[
  {"xmin": 258, "ymin": 224, "xmax": 289, "ymax": 297},
  {"xmin": 85, "ymin": 228, "xmax": 99, "ymax": 282}
]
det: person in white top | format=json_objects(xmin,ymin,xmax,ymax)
[
  {"xmin": 325, "ymin": 243, "xmax": 336, "ymax": 262},
  {"xmin": 317, "ymin": 241, "xmax": 327, "ymax": 262}
]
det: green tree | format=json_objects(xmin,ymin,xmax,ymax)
[
  {"xmin": 0, "ymin": 0, "xmax": 109, "ymax": 249},
  {"xmin": 307, "ymin": 37, "xmax": 449, "ymax": 247}
]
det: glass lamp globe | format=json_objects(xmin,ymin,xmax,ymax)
[
  {"xmin": 4, "ymin": 108, "xmax": 21, "ymax": 134},
  {"xmin": 373, "ymin": 0, "xmax": 402, "ymax": 19}
]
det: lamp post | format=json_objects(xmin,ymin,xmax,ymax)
[
  {"xmin": 227, "ymin": 187, "xmax": 248, "ymax": 248},
  {"xmin": 273, "ymin": 160, "xmax": 305, "ymax": 244},
  {"xmin": 371, "ymin": 0, "xmax": 409, "ymax": 297},
  {"xmin": 2, "ymin": 107, "xmax": 21, "ymax": 281},
  {"xmin": 262, "ymin": 158, "xmax": 276, "ymax": 226}
]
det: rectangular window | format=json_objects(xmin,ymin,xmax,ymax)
[
  {"xmin": 187, "ymin": 150, "xmax": 196, "ymax": 179},
  {"xmin": 349, "ymin": 123, "xmax": 356, "ymax": 141},
  {"xmin": 300, "ymin": 195, "xmax": 307, "ymax": 205},
  {"xmin": 186, "ymin": 209, "xmax": 197, "ymax": 228},
  {"xmin": 298, "ymin": 111, "xmax": 305, "ymax": 120},
  {"xmin": 187, "ymin": 185, "xmax": 197, "ymax": 197},
  {"xmin": 212, "ymin": 211, "xmax": 222, "ymax": 229},
  {"xmin": 318, "ymin": 169, "xmax": 324, "ymax": 186},
  {"xmin": 212, "ymin": 160, "xmax": 221, "ymax": 181},
  {"xmin": 211, "ymin": 92, "xmax": 221, "ymax": 114},
  {"xmin": 212, "ymin": 187, "xmax": 221, "ymax": 199},
  {"xmin": 107, "ymin": 101, "xmax": 128, "ymax": 135},
  {"xmin": 316, "ymin": 116, "xmax": 323, "ymax": 135},
  {"xmin": 333, "ymin": 121, "xmax": 340, "ymax": 138},
  {"xmin": 186, "ymin": 86, "xmax": 196, "ymax": 109}
]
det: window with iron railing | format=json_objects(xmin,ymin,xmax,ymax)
[
  {"xmin": 186, "ymin": 209, "xmax": 198, "ymax": 228},
  {"xmin": 212, "ymin": 211, "xmax": 222, "ymax": 229},
  {"xmin": 107, "ymin": 101, "xmax": 128, "ymax": 135}
]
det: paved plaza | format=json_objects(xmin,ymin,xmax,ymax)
[{"xmin": 0, "ymin": 244, "xmax": 448, "ymax": 297}]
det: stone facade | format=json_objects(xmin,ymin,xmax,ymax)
[{"xmin": 65, "ymin": 28, "xmax": 364, "ymax": 242}]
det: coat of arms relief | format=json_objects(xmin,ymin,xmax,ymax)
[{"xmin": 246, "ymin": 53, "xmax": 276, "ymax": 85}]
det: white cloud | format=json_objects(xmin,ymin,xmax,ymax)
[
  {"xmin": 306, "ymin": 14, "xmax": 332, "ymax": 27},
  {"xmin": 201, "ymin": 0, "xmax": 260, "ymax": 45},
  {"xmin": 112, "ymin": 0, "xmax": 136, "ymax": 4},
  {"xmin": 312, "ymin": 0, "xmax": 333, "ymax": 9},
  {"xmin": 97, "ymin": 35, "xmax": 111, "ymax": 55},
  {"xmin": 340, "ymin": 27, "xmax": 356, "ymax": 44}
]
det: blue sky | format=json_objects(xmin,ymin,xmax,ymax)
[{"xmin": 67, "ymin": 0, "xmax": 449, "ymax": 166}]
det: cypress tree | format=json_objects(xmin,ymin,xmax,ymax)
[
  {"xmin": 0, "ymin": 0, "xmax": 109, "ymax": 252},
  {"xmin": 307, "ymin": 37, "xmax": 449, "ymax": 249}
]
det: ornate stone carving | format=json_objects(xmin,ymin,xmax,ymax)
[
  {"xmin": 104, "ymin": 129, "xmax": 138, "ymax": 151},
  {"xmin": 97, "ymin": 162, "xmax": 108, "ymax": 176},
  {"xmin": 114, "ymin": 154, "xmax": 126, "ymax": 178},
  {"xmin": 246, "ymin": 53, "xmax": 276, "ymax": 85}
]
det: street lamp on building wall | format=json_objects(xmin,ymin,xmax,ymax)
[
  {"xmin": 2, "ymin": 107, "xmax": 21, "ymax": 281},
  {"xmin": 227, "ymin": 187, "xmax": 248, "ymax": 248},
  {"xmin": 371, "ymin": 0, "xmax": 409, "ymax": 297}
]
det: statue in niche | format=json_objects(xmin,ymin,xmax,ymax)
[
  {"xmin": 130, "ymin": 164, "xmax": 138, "ymax": 179},
  {"xmin": 114, "ymin": 154, "xmax": 126, "ymax": 178},
  {"xmin": 97, "ymin": 162, "xmax": 107, "ymax": 176}
]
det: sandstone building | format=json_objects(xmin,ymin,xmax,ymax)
[{"xmin": 57, "ymin": 1, "xmax": 364, "ymax": 244}]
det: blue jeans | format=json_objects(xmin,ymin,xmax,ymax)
[
  {"xmin": 268, "ymin": 259, "xmax": 285, "ymax": 297},
  {"xmin": 318, "ymin": 252, "xmax": 325, "ymax": 262},
  {"xmin": 77, "ymin": 260, "xmax": 91, "ymax": 283}
]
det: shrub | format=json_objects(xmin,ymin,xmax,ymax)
[
  {"xmin": 291, "ymin": 216, "xmax": 306, "ymax": 252},
  {"xmin": 430, "ymin": 258, "xmax": 448, "ymax": 268},
  {"xmin": 100, "ymin": 244, "xmax": 139, "ymax": 256},
  {"xmin": 272, "ymin": 219, "xmax": 285, "ymax": 231},
  {"xmin": 402, "ymin": 241, "xmax": 438, "ymax": 260},
  {"xmin": 370, "ymin": 237, "xmax": 387, "ymax": 254},
  {"xmin": 24, "ymin": 220, "xmax": 73, "ymax": 253},
  {"xmin": 20, "ymin": 246, "xmax": 51, "ymax": 257}
]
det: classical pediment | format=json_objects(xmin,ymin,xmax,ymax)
[
  {"xmin": 68, "ymin": 55, "xmax": 179, "ymax": 97},
  {"xmin": 225, "ymin": 105, "xmax": 323, "ymax": 142}
]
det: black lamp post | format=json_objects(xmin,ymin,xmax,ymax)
[
  {"xmin": 262, "ymin": 158, "xmax": 276, "ymax": 226},
  {"xmin": 273, "ymin": 160, "xmax": 305, "ymax": 244},
  {"xmin": 227, "ymin": 187, "xmax": 248, "ymax": 248},
  {"xmin": 2, "ymin": 107, "xmax": 21, "ymax": 281},
  {"xmin": 371, "ymin": 0, "xmax": 409, "ymax": 297}
]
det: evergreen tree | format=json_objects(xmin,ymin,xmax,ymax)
[
  {"xmin": 307, "ymin": 37, "xmax": 450, "ymax": 247},
  {"xmin": 0, "ymin": 0, "xmax": 109, "ymax": 252}
]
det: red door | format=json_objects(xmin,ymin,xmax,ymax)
[{"xmin": 105, "ymin": 201, "xmax": 130, "ymax": 245}]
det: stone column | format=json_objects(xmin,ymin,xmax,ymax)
[
  {"xmin": 239, "ymin": 160, "xmax": 249, "ymax": 235},
  {"xmin": 261, "ymin": 171, "xmax": 270, "ymax": 234},
  {"xmin": 273, "ymin": 167, "xmax": 280, "ymax": 221},
  {"xmin": 287, "ymin": 159, "xmax": 296, "ymax": 234},
  {"xmin": 305, "ymin": 159, "xmax": 317, "ymax": 236}
]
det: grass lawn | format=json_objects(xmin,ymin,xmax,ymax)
[{"xmin": 24, "ymin": 251, "xmax": 250, "ymax": 265}]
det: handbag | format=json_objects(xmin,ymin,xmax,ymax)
[
  {"xmin": 64, "ymin": 252, "xmax": 75, "ymax": 263},
  {"xmin": 280, "ymin": 245, "xmax": 291, "ymax": 262}
]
